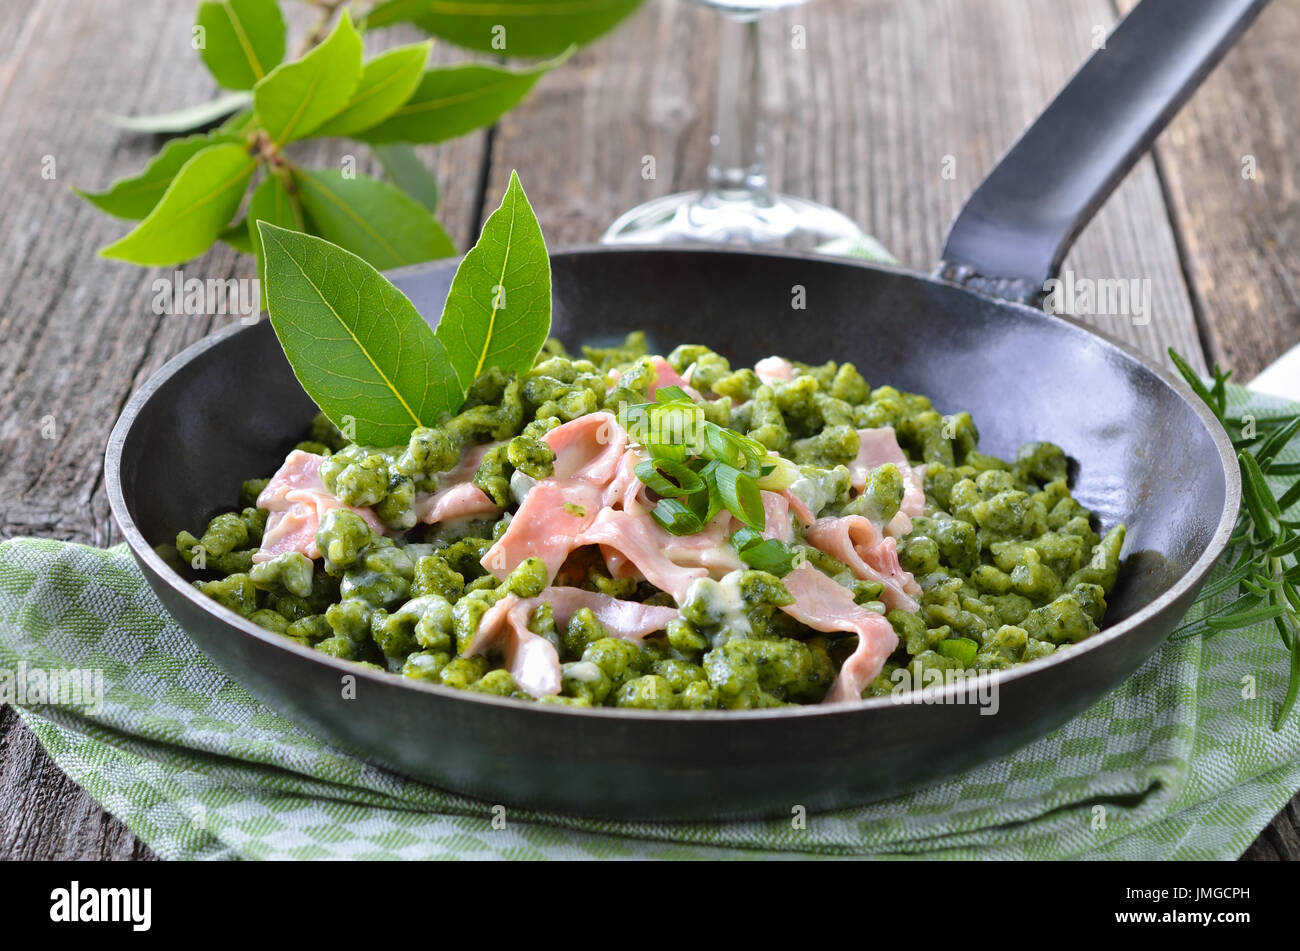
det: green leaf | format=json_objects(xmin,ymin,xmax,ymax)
[
  {"xmin": 220, "ymin": 219, "xmax": 255, "ymax": 253},
  {"xmin": 247, "ymin": 173, "xmax": 306, "ymax": 306},
  {"xmin": 216, "ymin": 107, "xmax": 256, "ymax": 135},
  {"xmin": 372, "ymin": 143, "xmax": 438, "ymax": 212},
  {"xmin": 196, "ymin": 0, "xmax": 287, "ymax": 90},
  {"xmin": 99, "ymin": 143, "xmax": 258, "ymax": 267},
  {"xmin": 365, "ymin": 0, "xmax": 643, "ymax": 57},
  {"xmin": 257, "ymin": 222, "xmax": 462, "ymax": 446},
  {"xmin": 312, "ymin": 42, "xmax": 431, "ymax": 138},
  {"xmin": 248, "ymin": 172, "xmax": 305, "ymax": 235},
  {"xmin": 1255, "ymin": 415, "xmax": 1300, "ymax": 469},
  {"xmin": 100, "ymin": 91, "xmax": 251, "ymax": 133},
  {"xmin": 74, "ymin": 133, "xmax": 237, "ymax": 220},
  {"xmin": 435, "ymin": 170, "xmax": 550, "ymax": 393},
  {"xmin": 292, "ymin": 168, "xmax": 454, "ymax": 270},
  {"xmin": 359, "ymin": 55, "xmax": 565, "ymax": 144},
  {"xmin": 1168, "ymin": 348, "xmax": 1219, "ymax": 418},
  {"xmin": 253, "ymin": 10, "xmax": 363, "ymax": 144}
]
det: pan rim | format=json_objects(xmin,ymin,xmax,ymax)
[{"xmin": 104, "ymin": 245, "xmax": 1242, "ymax": 723}]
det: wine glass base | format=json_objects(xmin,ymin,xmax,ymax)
[{"xmin": 601, "ymin": 190, "xmax": 865, "ymax": 251}]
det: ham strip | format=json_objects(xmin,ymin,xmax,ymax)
[
  {"xmin": 760, "ymin": 490, "xmax": 794, "ymax": 542},
  {"xmin": 648, "ymin": 355, "xmax": 701, "ymax": 400},
  {"xmin": 782, "ymin": 487, "xmax": 816, "ymax": 527},
  {"xmin": 414, "ymin": 441, "xmax": 502, "ymax": 525},
  {"xmin": 463, "ymin": 586, "xmax": 679, "ymax": 697},
  {"xmin": 806, "ymin": 515, "xmax": 920, "ymax": 612},
  {"xmin": 463, "ymin": 594, "xmax": 561, "ymax": 698},
  {"xmin": 253, "ymin": 451, "xmax": 386, "ymax": 563},
  {"xmin": 780, "ymin": 566, "xmax": 899, "ymax": 703},
  {"xmin": 481, "ymin": 413, "xmax": 626, "ymax": 578},
  {"xmin": 536, "ymin": 586, "xmax": 679, "ymax": 640},
  {"xmin": 581, "ymin": 510, "xmax": 717, "ymax": 603},
  {"xmin": 847, "ymin": 427, "xmax": 926, "ymax": 536},
  {"xmin": 754, "ymin": 356, "xmax": 795, "ymax": 386}
]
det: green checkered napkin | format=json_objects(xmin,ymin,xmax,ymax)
[{"xmin": 1, "ymin": 385, "xmax": 1297, "ymax": 860}]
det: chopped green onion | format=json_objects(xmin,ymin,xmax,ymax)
[
  {"xmin": 651, "ymin": 498, "xmax": 705, "ymax": 535},
  {"xmin": 754, "ymin": 454, "xmax": 800, "ymax": 491},
  {"xmin": 635, "ymin": 458, "xmax": 704, "ymax": 498},
  {"xmin": 730, "ymin": 527, "xmax": 796, "ymax": 576},
  {"xmin": 703, "ymin": 424, "xmax": 748, "ymax": 469},
  {"xmin": 714, "ymin": 463, "xmax": 765, "ymax": 530}
]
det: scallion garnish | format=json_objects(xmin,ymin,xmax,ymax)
[
  {"xmin": 621, "ymin": 388, "xmax": 795, "ymax": 542},
  {"xmin": 634, "ymin": 458, "xmax": 704, "ymax": 498},
  {"xmin": 730, "ymin": 527, "xmax": 797, "ymax": 576}
]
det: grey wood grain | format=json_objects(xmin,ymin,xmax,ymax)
[
  {"xmin": 0, "ymin": 0, "xmax": 489, "ymax": 860},
  {"xmin": 487, "ymin": 0, "xmax": 1203, "ymax": 368},
  {"xmin": 1119, "ymin": 0, "xmax": 1300, "ymax": 380}
]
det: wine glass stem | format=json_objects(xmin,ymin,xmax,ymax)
[{"xmin": 707, "ymin": 12, "xmax": 770, "ymax": 203}]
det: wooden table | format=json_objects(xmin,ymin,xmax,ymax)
[{"xmin": 1, "ymin": 0, "xmax": 1297, "ymax": 860}]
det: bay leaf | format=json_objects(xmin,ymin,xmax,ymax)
[
  {"xmin": 372, "ymin": 143, "xmax": 439, "ymax": 212},
  {"xmin": 100, "ymin": 91, "xmax": 251, "ymax": 134},
  {"xmin": 292, "ymin": 168, "xmax": 455, "ymax": 270},
  {"xmin": 74, "ymin": 132, "xmax": 238, "ymax": 220},
  {"xmin": 257, "ymin": 222, "xmax": 461, "ymax": 446},
  {"xmin": 312, "ymin": 42, "xmax": 431, "ymax": 138},
  {"xmin": 358, "ymin": 55, "xmax": 566, "ymax": 145},
  {"xmin": 99, "ymin": 143, "xmax": 258, "ymax": 267},
  {"xmin": 196, "ymin": 0, "xmax": 287, "ymax": 90},
  {"xmin": 365, "ymin": 0, "xmax": 642, "ymax": 57},
  {"xmin": 435, "ymin": 169, "xmax": 550, "ymax": 393},
  {"xmin": 253, "ymin": 10, "xmax": 362, "ymax": 144}
]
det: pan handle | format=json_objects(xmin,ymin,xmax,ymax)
[{"xmin": 937, "ymin": 0, "xmax": 1269, "ymax": 304}]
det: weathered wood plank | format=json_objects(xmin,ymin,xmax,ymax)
[
  {"xmin": 1120, "ymin": 0, "xmax": 1300, "ymax": 380},
  {"xmin": 0, "ymin": 0, "xmax": 490, "ymax": 860},
  {"xmin": 487, "ymin": 0, "xmax": 1204, "ymax": 368}
]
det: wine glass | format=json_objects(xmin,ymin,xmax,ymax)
[{"xmin": 602, "ymin": 0, "xmax": 865, "ymax": 250}]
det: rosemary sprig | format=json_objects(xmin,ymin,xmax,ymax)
[{"xmin": 1168, "ymin": 348, "xmax": 1300, "ymax": 728}]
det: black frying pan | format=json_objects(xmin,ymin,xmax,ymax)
[{"xmin": 106, "ymin": 0, "xmax": 1256, "ymax": 819}]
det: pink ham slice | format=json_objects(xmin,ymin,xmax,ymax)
[
  {"xmin": 463, "ymin": 594, "xmax": 561, "ymax": 698},
  {"xmin": 581, "ymin": 509, "xmax": 742, "ymax": 603},
  {"xmin": 601, "ymin": 444, "xmax": 651, "ymax": 514},
  {"xmin": 607, "ymin": 356, "xmax": 703, "ymax": 401},
  {"xmin": 806, "ymin": 515, "xmax": 920, "ymax": 612},
  {"xmin": 760, "ymin": 490, "xmax": 794, "ymax": 543},
  {"xmin": 480, "ymin": 413, "xmax": 626, "ymax": 578},
  {"xmin": 780, "ymin": 565, "xmax": 900, "ymax": 704},
  {"xmin": 782, "ymin": 488, "xmax": 816, "ymax": 527},
  {"xmin": 754, "ymin": 356, "xmax": 795, "ymax": 386},
  {"xmin": 253, "ymin": 450, "xmax": 387, "ymax": 563},
  {"xmin": 847, "ymin": 427, "xmax": 926, "ymax": 536},
  {"xmin": 463, "ymin": 586, "xmax": 679, "ymax": 697},
  {"xmin": 648, "ymin": 355, "xmax": 700, "ymax": 399},
  {"xmin": 540, "ymin": 586, "xmax": 679, "ymax": 641},
  {"xmin": 414, "ymin": 441, "xmax": 502, "ymax": 525}
]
